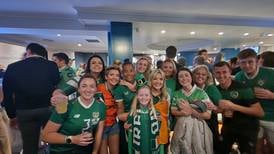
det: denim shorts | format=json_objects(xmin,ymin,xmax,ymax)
[{"xmin": 102, "ymin": 122, "xmax": 120, "ymax": 139}]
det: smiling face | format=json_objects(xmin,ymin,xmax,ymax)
[
  {"xmin": 105, "ymin": 69, "xmax": 120, "ymax": 87},
  {"xmin": 137, "ymin": 87, "xmax": 151, "ymax": 106},
  {"xmin": 162, "ymin": 61, "xmax": 175, "ymax": 78},
  {"xmin": 123, "ymin": 64, "xmax": 135, "ymax": 83},
  {"xmin": 90, "ymin": 57, "xmax": 104, "ymax": 74},
  {"xmin": 78, "ymin": 77, "xmax": 97, "ymax": 102},
  {"xmin": 151, "ymin": 72, "xmax": 164, "ymax": 91},
  {"xmin": 239, "ymin": 57, "xmax": 258, "ymax": 76},
  {"xmin": 178, "ymin": 70, "xmax": 192, "ymax": 89},
  {"xmin": 213, "ymin": 65, "xmax": 231, "ymax": 87},
  {"xmin": 137, "ymin": 59, "xmax": 149, "ymax": 73},
  {"xmin": 193, "ymin": 67, "xmax": 208, "ymax": 87}
]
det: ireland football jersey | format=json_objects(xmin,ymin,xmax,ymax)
[
  {"xmin": 113, "ymin": 84, "xmax": 136, "ymax": 112},
  {"xmin": 235, "ymin": 67, "xmax": 274, "ymax": 121},
  {"xmin": 171, "ymin": 85, "xmax": 210, "ymax": 110},
  {"xmin": 217, "ymin": 80, "xmax": 259, "ymax": 134},
  {"xmin": 49, "ymin": 97, "xmax": 106, "ymax": 153}
]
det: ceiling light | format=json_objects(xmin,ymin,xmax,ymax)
[
  {"xmin": 190, "ymin": 31, "xmax": 196, "ymax": 35},
  {"xmin": 267, "ymin": 33, "xmax": 273, "ymax": 37},
  {"xmin": 57, "ymin": 34, "xmax": 61, "ymax": 37},
  {"xmin": 243, "ymin": 33, "xmax": 249, "ymax": 36},
  {"xmin": 259, "ymin": 41, "xmax": 264, "ymax": 45},
  {"xmin": 218, "ymin": 32, "xmax": 224, "ymax": 36},
  {"xmin": 213, "ymin": 48, "xmax": 217, "ymax": 51},
  {"xmin": 161, "ymin": 30, "xmax": 166, "ymax": 34},
  {"xmin": 242, "ymin": 44, "xmax": 246, "ymax": 47},
  {"xmin": 77, "ymin": 43, "xmax": 82, "ymax": 47}
]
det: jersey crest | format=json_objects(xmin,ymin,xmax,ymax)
[{"xmin": 230, "ymin": 91, "xmax": 239, "ymax": 99}]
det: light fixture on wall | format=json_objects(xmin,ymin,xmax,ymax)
[
  {"xmin": 243, "ymin": 33, "xmax": 249, "ymax": 36},
  {"xmin": 161, "ymin": 30, "xmax": 166, "ymax": 34},
  {"xmin": 190, "ymin": 31, "xmax": 196, "ymax": 35},
  {"xmin": 57, "ymin": 34, "xmax": 61, "ymax": 37},
  {"xmin": 218, "ymin": 32, "xmax": 224, "ymax": 36}
]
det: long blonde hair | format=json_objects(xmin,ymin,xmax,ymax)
[
  {"xmin": 148, "ymin": 69, "xmax": 168, "ymax": 101},
  {"xmin": 129, "ymin": 86, "xmax": 157, "ymax": 118},
  {"xmin": 136, "ymin": 57, "xmax": 151, "ymax": 80}
]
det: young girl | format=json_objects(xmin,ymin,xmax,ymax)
[
  {"xmin": 125, "ymin": 86, "xmax": 160, "ymax": 154},
  {"xmin": 148, "ymin": 69, "xmax": 169, "ymax": 154}
]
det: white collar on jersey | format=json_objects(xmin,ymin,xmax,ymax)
[
  {"xmin": 181, "ymin": 84, "xmax": 197, "ymax": 97},
  {"xmin": 78, "ymin": 97, "xmax": 94, "ymax": 109},
  {"xmin": 244, "ymin": 66, "xmax": 260, "ymax": 79}
]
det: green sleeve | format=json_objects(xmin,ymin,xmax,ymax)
[
  {"xmin": 171, "ymin": 92, "xmax": 179, "ymax": 109},
  {"xmin": 205, "ymin": 84, "xmax": 222, "ymax": 105},
  {"xmin": 58, "ymin": 69, "xmax": 78, "ymax": 95},
  {"xmin": 113, "ymin": 85, "xmax": 124, "ymax": 102},
  {"xmin": 49, "ymin": 103, "xmax": 71, "ymax": 124}
]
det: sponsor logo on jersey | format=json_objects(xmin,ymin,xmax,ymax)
[
  {"xmin": 230, "ymin": 91, "xmax": 239, "ymax": 99},
  {"xmin": 73, "ymin": 114, "xmax": 80, "ymax": 118}
]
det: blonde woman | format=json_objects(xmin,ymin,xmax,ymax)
[
  {"xmin": 148, "ymin": 69, "xmax": 169, "ymax": 154},
  {"xmin": 136, "ymin": 57, "xmax": 151, "ymax": 80}
]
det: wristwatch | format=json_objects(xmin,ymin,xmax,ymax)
[{"xmin": 65, "ymin": 136, "xmax": 72, "ymax": 144}]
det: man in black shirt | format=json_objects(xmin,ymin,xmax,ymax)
[
  {"xmin": 2, "ymin": 43, "xmax": 60, "ymax": 154},
  {"xmin": 213, "ymin": 61, "xmax": 264, "ymax": 154}
]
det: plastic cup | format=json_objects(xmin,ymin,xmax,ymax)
[
  {"xmin": 55, "ymin": 101, "xmax": 68, "ymax": 114},
  {"xmin": 55, "ymin": 95, "xmax": 68, "ymax": 114}
]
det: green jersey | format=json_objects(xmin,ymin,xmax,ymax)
[
  {"xmin": 113, "ymin": 84, "xmax": 136, "ymax": 112},
  {"xmin": 57, "ymin": 66, "xmax": 78, "ymax": 95},
  {"xmin": 49, "ymin": 97, "xmax": 106, "ymax": 153},
  {"xmin": 166, "ymin": 78, "xmax": 176, "ymax": 98},
  {"xmin": 217, "ymin": 80, "xmax": 259, "ymax": 134},
  {"xmin": 127, "ymin": 107, "xmax": 160, "ymax": 154},
  {"xmin": 235, "ymin": 67, "xmax": 274, "ymax": 121},
  {"xmin": 204, "ymin": 84, "xmax": 222, "ymax": 105},
  {"xmin": 171, "ymin": 85, "xmax": 210, "ymax": 110}
]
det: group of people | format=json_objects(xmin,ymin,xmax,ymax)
[{"xmin": 0, "ymin": 43, "xmax": 274, "ymax": 154}]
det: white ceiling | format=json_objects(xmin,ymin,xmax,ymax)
[{"xmin": 1, "ymin": 0, "xmax": 274, "ymax": 54}]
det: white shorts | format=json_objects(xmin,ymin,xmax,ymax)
[{"xmin": 258, "ymin": 120, "xmax": 274, "ymax": 144}]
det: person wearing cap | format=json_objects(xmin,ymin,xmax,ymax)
[{"xmin": 170, "ymin": 67, "xmax": 213, "ymax": 154}]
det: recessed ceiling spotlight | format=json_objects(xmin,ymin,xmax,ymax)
[
  {"xmin": 243, "ymin": 33, "xmax": 249, "ymax": 36},
  {"xmin": 267, "ymin": 33, "xmax": 273, "ymax": 37},
  {"xmin": 213, "ymin": 48, "xmax": 217, "ymax": 51},
  {"xmin": 242, "ymin": 44, "xmax": 247, "ymax": 47},
  {"xmin": 57, "ymin": 34, "xmax": 61, "ymax": 37},
  {"xmin": 259, "ymin": 41, "xmax": 264, "ymax": 45},
  {"xmin": 161, "ymin": 30, "xmax": 166, "ymax": 34},
  {"xmin": 190, "ymin": 31, "xmax": 196, "ymax": 35},
  {"xmin": 218, "ymin": 32, "xmax": 224, "ymax": 36},
  {"xmin": 77, "ymin": 43, "xmax": 82, "ymax": 47}
]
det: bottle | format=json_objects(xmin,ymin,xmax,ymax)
[{"xmin": 230, "ymin": 143, "xmax": 240, "ymax": 154}]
